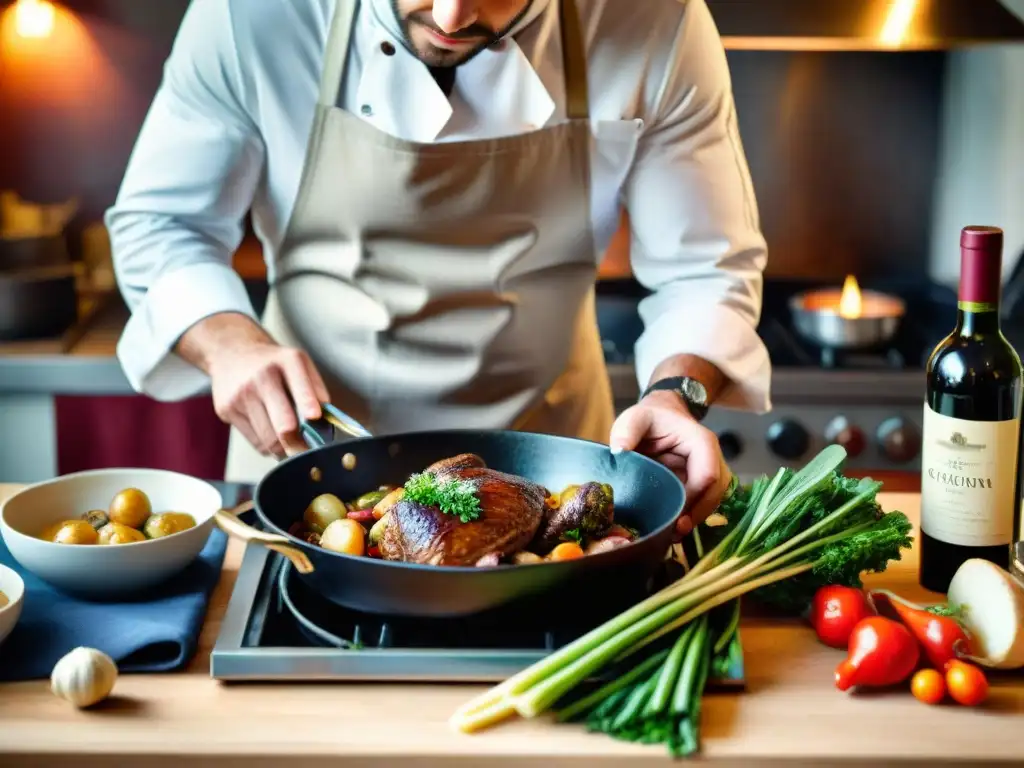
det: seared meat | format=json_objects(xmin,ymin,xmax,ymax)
[
  {"xmin": 426, "ymin": 453, "xmax": 487, "ymax": 475},
  {"xmin": 379, "ymin": 456, "xmax": 547, "ymax": 566},
  {"xmin": 535, "ymin": 482, "xmax": 614, "ymax": 552}
]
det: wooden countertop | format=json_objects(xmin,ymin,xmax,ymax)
[{"xmin": 0, "ymin": 485, "xmax": 1019, "ymax": 767}]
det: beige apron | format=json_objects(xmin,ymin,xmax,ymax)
[{"xmin": 225, "ymin": 0, "xmax": 613, "ymax": 483}]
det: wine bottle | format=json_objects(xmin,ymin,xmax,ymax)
[{"xmin": 920, "ymin": 225, "xmax": 1023, "ymax": 594}]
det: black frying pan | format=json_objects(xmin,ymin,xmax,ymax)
[{"xmin": 216, "ymin": 404, "xmax": 685, "ymax": 618}]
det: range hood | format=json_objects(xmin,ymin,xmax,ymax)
[{"xmin": 708, "ymin": 0, "xmax": 1024, "ymax": 51}]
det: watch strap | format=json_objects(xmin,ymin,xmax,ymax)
[{"xmin": 640, "ymin": 376, "xmax": 710, "ymax": 422}]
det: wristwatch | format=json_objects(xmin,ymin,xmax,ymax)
[{"xmin": 640, "ymin": 376, "xmax": 710, "ymax": 422}]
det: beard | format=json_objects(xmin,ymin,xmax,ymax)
[{"xmin": 391, "ymin": 1, "xmax": 533, "ymax": 68}]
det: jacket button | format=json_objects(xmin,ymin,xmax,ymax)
[{"xmin": 380, "ymin": 41, "xmax": 396, "ymax": 56}]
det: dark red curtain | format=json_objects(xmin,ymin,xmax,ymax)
[{"xmin": 55, "ymin": 396, "xmax": 229, "ymax": 480}]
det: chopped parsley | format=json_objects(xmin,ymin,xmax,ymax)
[
  {"xmin": 562, "ymin": 528, "xmax": 583, "ymax": 542},
  {"xmin": 404, "ymin": 472, "xmax": 482, "ymax": 523}
]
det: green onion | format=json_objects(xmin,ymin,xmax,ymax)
[{"xmin": 449, "ymin": 444, "xmax": 913, "ymax": 755}]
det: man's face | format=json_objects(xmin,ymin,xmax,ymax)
[{"xmin": 393, "ymin": 1, "xmax": 532, "ymax": 67}]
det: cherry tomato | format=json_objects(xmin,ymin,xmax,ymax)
[
  {"xmin": 910, "ymin": 668, "xmax": 946, "ymax": 705},
  {"xmin": 811, "ymin": 586, "xmax": 874, "ymax": 649},
  {"xmin": 945, "ymin": 661, "xmax": 988, "ymax": 707}
]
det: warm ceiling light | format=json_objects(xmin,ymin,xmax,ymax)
[
  {"xmin": 14, "ymin": 0, "xmax": 55, "ymax": 39},
  {"xmin": 879, "ymin": 0, "xmax": 919, "ymax": 48}
]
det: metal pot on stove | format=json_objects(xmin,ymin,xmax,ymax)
[
  {"xmin": 0, "ymin": 192, "xmax": 79, "ymax": 341},
  {"xmin": 789, "ymin": 275, "xmax": 905, "ymax": 350}
]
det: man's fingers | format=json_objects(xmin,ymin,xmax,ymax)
[
  {"xmin": 279, "ymin": 349, "xmax": 323, "ymax": 421},
  {"xmin": 257, "ymin": 367, "xmax": 300, "ymax": 442},
  {"xmin": 609, "ymin": 405, "xmax": 653, "ymax": 454},
  {"xmin": 303, "ymin": 354, "xmax": 331, "ymax": 405},
  {"xmin": 682, "ymin": 428, "xmax": 721, "ymax": 500},
  {"xmin": 245, "ymin": 399, "xmax": 284, "ymax": 457},
  {"xmin": 658, "ymin": 453, "xmax": 690, "ymax": 473},
  {"xmin": 684, "ymin": 456, "xmax": 733, "ymax": 528},
  {"xmin": 231, "ymin": 415, "xmax": 265, "ymax": 457}
]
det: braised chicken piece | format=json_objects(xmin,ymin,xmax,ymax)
[
  {"xmin": 534, "ymin": 482, "xmax": 615, "ymax": 553},
  {"xmin": 379, "ymin": 454, "xmax": 547, "ymax": 566}
]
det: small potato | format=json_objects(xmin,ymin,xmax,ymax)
[
  {"xmin": 144, "ymin": 512, "xmax": 197, "ymax": 539},
  {"xmin": 319, "ymin": 518, "xmax": 366, "ymax": 556},
  {"xmin": 52, "ymin": 520, "xmax": 100, "ymax": 546},
  {"xmin": 585, "ymin": 536, "xmax": 632, "ymax": 555},
  {"xmin": 108, "ymin": 488, "xmax": 152, "ymax": 529},
  {"xmin": 304, "ymin": 494, "xmax": 346, "ymax": 534},
  {"xmin": 97, "ymin": 522, "xmax": 146, "ymax": 545},
  {"xmin": 40, "ymin": 521, "xmax": 72, "ymax": 541},
  {"xmin": 513, "ymin": 551, "xmax": 543, "ymax": 565},
  {"xmin": 605, "ymin": 524, "xmax": 637, "ymax": 541}
]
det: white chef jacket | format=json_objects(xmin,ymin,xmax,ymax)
[{"xmin": 106, "ymin": 0, "xmax": 772, "ymax": 413}]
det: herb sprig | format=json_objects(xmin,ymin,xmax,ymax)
[{"xmin": 404, "ymin": 472, "xmax": 482, "ymax": 523}]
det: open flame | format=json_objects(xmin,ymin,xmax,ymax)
[{"xmin": 838, "ymin": 274, "xmax": 862, "ymax": 319}]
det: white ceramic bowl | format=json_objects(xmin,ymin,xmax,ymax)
[
  {"xmin": 0, "ymin": 564, "xmax": 25, "ymax": 645},
  {"xmin": 0, "ymin": 469, "xmax": 223, "ymax": 600}
]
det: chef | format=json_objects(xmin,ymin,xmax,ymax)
[{"xmin": 107, "ymin": 0, "xmax": 771, "ymax": 531}]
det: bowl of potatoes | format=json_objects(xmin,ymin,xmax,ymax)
[{"xmin": 0, "ymin": 469, "xmax": 222, "ymax": 599}]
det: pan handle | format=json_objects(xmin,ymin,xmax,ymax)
[
  {"xmin": 214, "ymin": 501, "xmax": 315, "ymax": 574},
  {"xmin": 299, "ymin": 402, "xmax": 373, "ymax": 449}
]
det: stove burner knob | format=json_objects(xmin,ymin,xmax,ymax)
[
  {"xmin": 825, "ymin": 416, "xmax": 866, "ymax": 458},
  {"xmin": 766, "ymin": 419, "xmax": 810, "ymax": 461},
  {"xmin": 877, "ymin": 417, "xmax": 920, "ymax": 464},
  {"xmin": 717, "ymin": 431, "xmax": 743, "ymax": 461}
]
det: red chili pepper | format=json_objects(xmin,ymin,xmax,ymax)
[
  {"xmin": 367, "ymin": 546, "xmax": 381, "ymax": 558},
  {"xmin": 347, "ymin": 509, "xmax": 376, "ymax": 524},
  {"xmin": 835, "ymin": 616, "xmax": 920, "ymax": 691},
  {"xmin": 810, "ymin": 586, "xmax": 875, "ymax": 649},
  {"xmin": 867, "ymin": 589, "xmax": 972, "ymax": 670}
]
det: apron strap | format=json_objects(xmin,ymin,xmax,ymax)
[
  {"xmin": 559, "ymin": 0, "xmax": 590, "ymax": 121},
  {"xmin": 319, "ymin": 0, "xmax": 590, "ymax": 120},
  {"xmin": 319, "ymin": 0, "xmax": 359, "ymax": 107}
]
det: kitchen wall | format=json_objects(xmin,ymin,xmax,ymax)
[
  {"xmin": 929, "ymin": 0, "xmax": 1024, "ymax": 286},
  {"xmin": 1, "ymin": 1, "xmax": 949, "ymax": 283},
  {"xmin": 728, "ymin": 49, "xmax": 945, "ymax": 280}
]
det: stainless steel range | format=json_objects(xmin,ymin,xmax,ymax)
[
  {"xmin": 211, "ymin": 538, "xmax": 745, "ymax": 685},
  {"xmin": 599, "ymin": 277, "xmax": 978, "ymax": 479}
]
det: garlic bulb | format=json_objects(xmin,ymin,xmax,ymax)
[{"xmin": 51, "ymin": 647, "xmax": 118, "ymax": 708}]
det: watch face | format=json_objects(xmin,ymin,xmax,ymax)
[{"xmin": 680, "ymin": 377, "xmax": 708, "ymax": 406}]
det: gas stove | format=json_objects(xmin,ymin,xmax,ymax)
[
  {"xmin": 597, "ymin": 277, "xmax": 1016, "ymax": 478},
  {"xmin": 211, "ymin": 528, "xmax": 745, "ymax": 685}
]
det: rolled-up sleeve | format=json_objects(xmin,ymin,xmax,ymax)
[
  {"xmin": 624, "ymin": 0, "xmax": 771, "ymax": 413},
  {"xmin": 105, "ymin": 0, "xmax": 264, "ymax": 402}
]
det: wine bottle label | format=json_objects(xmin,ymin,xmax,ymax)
[{"xmin": 920, "ymin": 404, "xmax": 1020, "ymax": 547}]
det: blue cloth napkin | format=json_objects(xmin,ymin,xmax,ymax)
[{"xmin": 0, "ymin": 528, "xmax": 228, "ymax": 681}]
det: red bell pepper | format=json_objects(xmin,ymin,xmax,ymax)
[
  {"xmin": 835, "ymin": 616, "xmax": 920, "ymax": 691},
  {"xmin": 867, "ymin": 589, "xmax": 972, "ymax": 670}
]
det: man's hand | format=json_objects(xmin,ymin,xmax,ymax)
[
  {"xmin": 609, "ymin": 390, "xmax": 732, "ymax": 536},
  {"xmin": 177, "ymin": 312, "xmax": 330, "ymax": 457}
]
